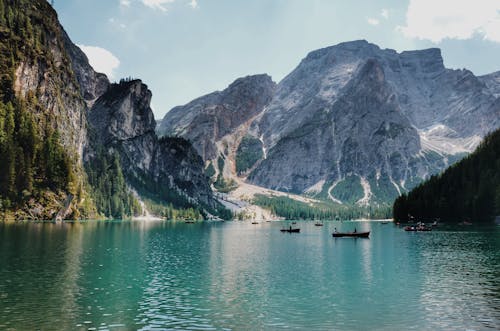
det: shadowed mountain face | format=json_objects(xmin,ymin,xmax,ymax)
[
  {"xmin": 160, "ymin": 40, "xmax": 500, "ymax": 205},
  {"xmin": 87, "ymin": 80, "xmax": 219, "ymax": 211},
  {"xmin": 159, "ymin": 74, "xmax": 276, "ymax": 161},
  {"xmin": 0, "ymin": 0, "xmax": 223, "ymax": 219}
]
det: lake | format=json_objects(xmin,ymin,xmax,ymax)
[{"xmin": 0, "ymin": 220, "xmax": 499, "ymax": 330}]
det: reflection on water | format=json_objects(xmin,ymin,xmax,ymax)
[{"xmin": 0, "ymin": 221, "xmax": 499, "ymax": 330}]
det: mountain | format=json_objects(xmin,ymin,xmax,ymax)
[
  {"xmin": 87, "ymin": 79, "xmax": 223, "ymax": 215},
  {"xmin": 159, "ymin": 74, "xmax": 276, "ymax": 161},
  {"xmin": 160, "ymin": 40, "xmax": 500, "ymax": 206},
  {"xmin": 0, "ymin": 0, "xmax": 226, "ymax": 220},
  {"xmin": 393, "ymin": 128, "xmax": 500, "ymax": 223}
]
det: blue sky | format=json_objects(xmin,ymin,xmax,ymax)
[{"xmin": 53, "ymin": 0, "xmax": 500, "ymax": 119}]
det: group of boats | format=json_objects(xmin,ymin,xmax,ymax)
[
  {"xmin": 280, "ymin": 225, "xmax": 370, "ymax": 238},
  {"xmin": 403, "ymin": 221, "xmax": 437, "ymax": 232}
]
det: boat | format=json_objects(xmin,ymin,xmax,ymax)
[
  {"xmin": 314, "ymin": 222, "xmax": 324, "ymax": 226},
  {"xmin": 381, "ymin": 221, "xmax": 390, "ymax": 224},
  {"xmin": 251, "ymin": 221, "xmax": 259, "ymax": 224},
  {"xmin": 332, "ymin": 231, "xmax": 370, "ymax": 238},
  {"xmin": 280, "ymin": 227, "xmax": 300, "ymax": 233},
  {"xmin": 185, "ymin": 220, "xmax": 195, "ymax": 224},
  {"xmin": 291, "ymin": 221, "xmax": 297, "ymax": 225},
  {"xmin": 404, "ymin": 224, "xmax": 432, "ymax": 232}
]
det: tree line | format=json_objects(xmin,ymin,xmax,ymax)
[
  {"xmin": 393, "ymin": 128, "xmax": 500, "ymax": 223},
  {"xmin": 254, "ymin": 194, "xmax": 392, "ymax": 220}
]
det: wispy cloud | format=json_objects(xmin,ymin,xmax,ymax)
[
  {"xmin": 142, "ymin": 0, "xmax": 175, "ymax": 12},
  {"xmin": 367, "ymin": 18, "xmax": 380, "ymax": 26},
  {"xmin": 381, "ymin": 9, "xmax": 389, "ymax": 19},
  {"xmin": 189, "ymin": 0, "xmax": 198, "ymax": 9},
  {"xmin": 399, "ymin": 0, "xmax": 500, "ymax": 43},
  {"xmin": 78, "ymin": 45, "xmax": 120, "ymax": 78},
  {"xmin": 120, "ymin": 0, "xmax": 131, "ymax": 7}
]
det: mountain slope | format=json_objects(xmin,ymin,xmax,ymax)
[
  {"xmin": 0, "ymin": 0, "xmax": 226, "ymax": 220},
  {"xmin": 159, "ymin": 74, "xmax": 276, "ymax": 161},
  {"xmin": 161, "ymin": 40, "xmax": 500, "ymax": 206},
  {"xmin": 0, "ymin": 0, "xmax": 95, "ymax": 219},
  {"xmin": 87, "ymin": 80, "xmax": 226, "ymax": 217},
  {"xmin": 393, "ymin": 128, "xmax": 500, "ymax": 223}
]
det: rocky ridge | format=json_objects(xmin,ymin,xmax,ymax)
[
  {"xmin": 161, "ymin": 40, "xmax": 500, "ymax": 206},
  {"xmin": 1, "ymin": 0, "xmax": 223, "ymax": 219}
]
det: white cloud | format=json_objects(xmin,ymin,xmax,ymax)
[
  {"xmin": 189, "ymin": 0, "xmax": 198, "ymax": 9},
  {"xmin": 381, "ymin": 9, "xmax": 389, "ymax": 19},
  {"xmin": 142, "ymin": 0, "xmax": 175, "ymax": 12},
  {"xmin": 367, "ymin": 18, "xmax": 380, "ymax": 26},
  {"xmin": 400, "ymin": 0, "xmax": 500, "ymax": 43},
  {"xmin": 78, "ymin": 45, "xmax": 120, "ymax": 78},
  {"xmin": 120, "ymin": 0, "xmax": 131, "ymax": 7}
]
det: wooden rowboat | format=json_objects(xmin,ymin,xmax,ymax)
[
  {"xmin": 332, "ymin": 231, "xmax": 370, "ymax": 238},
  {"xmin": 280, "ymin": 228, "xmax": 300, "ymax": 233}
]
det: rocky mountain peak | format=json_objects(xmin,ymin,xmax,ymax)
[
  {"xmin": 159, "ymin": 74, "xmax": 276, "ymax": 161},
  {"xmin": 89, "ymin": 80, "xmax": 155, "ymax": 145},
  {"xmin": 399, "ymin": 47, "xmax": 444, "ymax": 73},
  {"xmin": 161, "ymin": 40, "xmax": 500, "ymax": 206}
]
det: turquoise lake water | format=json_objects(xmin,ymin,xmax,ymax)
[{"xmin": 0, "ymin": 220, "xmax": 499, "ymax": 330}]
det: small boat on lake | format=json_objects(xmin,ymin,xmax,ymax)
[
  {"xmin": 251, "ymin": 221, "xmax": 259, "ymax": 224},
  {"xmin": 404, "ymin": 223, "xmax": 432, "ymax": 232},
  {"xmin": 314, "ymin": 222, "xmax": 324, "ymax": 226},
  {"xmin": 280, "ymin": 227, "xmax": 300, "ymax": 233},
  {"xmin": 185, "ymin": 220, "xmax": 195, "ymax": 224},
  {"xmin": 332, "ymin": 231, "xmax": 370, "ymax": 238}
]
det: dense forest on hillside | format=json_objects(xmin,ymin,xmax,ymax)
[
  {"xmin": 254, "ymin": 194, "xmax": 392, "ymax": 220},
  {"xmin": 393, "ymin": 129, "xmax": 500, "ymax": 223},
  {"xmin": 84, "ymin": 148, "xmax": 142, "ymax": 219},
  {"xmin": 0, "ymin": 0, "xmax": 86, "ymax": 219}
]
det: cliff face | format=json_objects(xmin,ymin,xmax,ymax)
[
  {"xmin": 161, "ymin": 40, "xmax": 500, "ymax": 205},
  {"xmin": 0, "ymin": 0, "xmax": 100, "ymax": 219},
  {"xmin": 1, "ymin": 0, "xmax": 223, "ymax": 219},
  {"xmin": 88, "ymin": 80, "xmax": 219, "ymax": 212},
  {"xmin": 159, "ymin": 74, "xmax": 276, "ymax": 161},
  {"xmin": 11, "ymin": 5, "xmax": 90, "ymax": 159}
]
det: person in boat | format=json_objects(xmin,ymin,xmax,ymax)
[
  {"xmin": 354, "ymin": 227, "xmax": 357, "ymax": 233},
  {"xmin": 290, "ymin": 225, "xmax": 292, "ymax": 231},
  {"xmin": 334, "ymin": 227, "xmax": 337, "ymax": 233}
]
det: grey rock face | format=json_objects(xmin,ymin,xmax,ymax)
[
  {"xmin": 12, "ymin": 15, "xmax": 104, "ymax": 162},
  {"xmin": 61, "ymin": 28, "xmax": 110, "ymax": 107},
  {"xmin": 88, "ymin": 80, "xmax": 218, "ymax": 210},
  {"xmin": 250, "ymin": 41, "xmax": 499, "ymax": 200},
  {"xmin": 161, "ymin": 40, "xmax": 500, "ymax": 205},
  {"xmin": 249, "ymin": 59, "xmax": 421, "ymax": 195},
  {"xmin": 159, "ymin": 74, "xmax": 276, "ymax": 161},
  {"xmin": 479, "ymin": 71, "xmax": 500, "ymax": 98}
]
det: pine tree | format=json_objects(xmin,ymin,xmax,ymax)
[{"xmin": 0, "ymin": 0, "xmax": 5, "ymax": 26}]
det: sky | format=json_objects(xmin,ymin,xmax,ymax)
[{"xmin": 53, "ymin": 0, "xmax": 500, "ymax": 119}]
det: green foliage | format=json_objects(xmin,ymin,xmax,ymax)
[
  {"xmin": 368, "ymin": 175, "xmax": 400, "ymax": 204},
  {"xmin": 253, "ymin": 194, "xmax": 391, "ymax": 220},
  {"xmin": 84, "ymin": 149, "xmax": 141, "ymax": 219},
  {"xmin": 143, "ymin": 198, "xmax": 202, "ymax": 221},
  {"xmin": 217, "ymin": 155, "xmax": 225, "ymax": 173},
  {"xmin": 213, "ymin": 176, "xmax": 237, "ymax": 193},
  {"xmin": 0, "ymin": 98, "xmax": 76, "ymax": 211},
  {"xmin": 393, "ymin": 129, "xmax": 500, "ymax": 223},
  {"xmin": 0, "ymin": 0, "xmax": 89, "ymax": 219},
  {"xmin": 205, "ymin": 162, "xmax": 215, "ymax": 179},
  {"xmin": 213, "ymin": 155, "xmax": 237, "ymax": 193},
  {"xmin": 235, "ymin": 135, "xmax": 263, "ymax": 174},
  {"xmin": 331, "ymin": 175, "xmax": 364, "ymax": 204}
]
